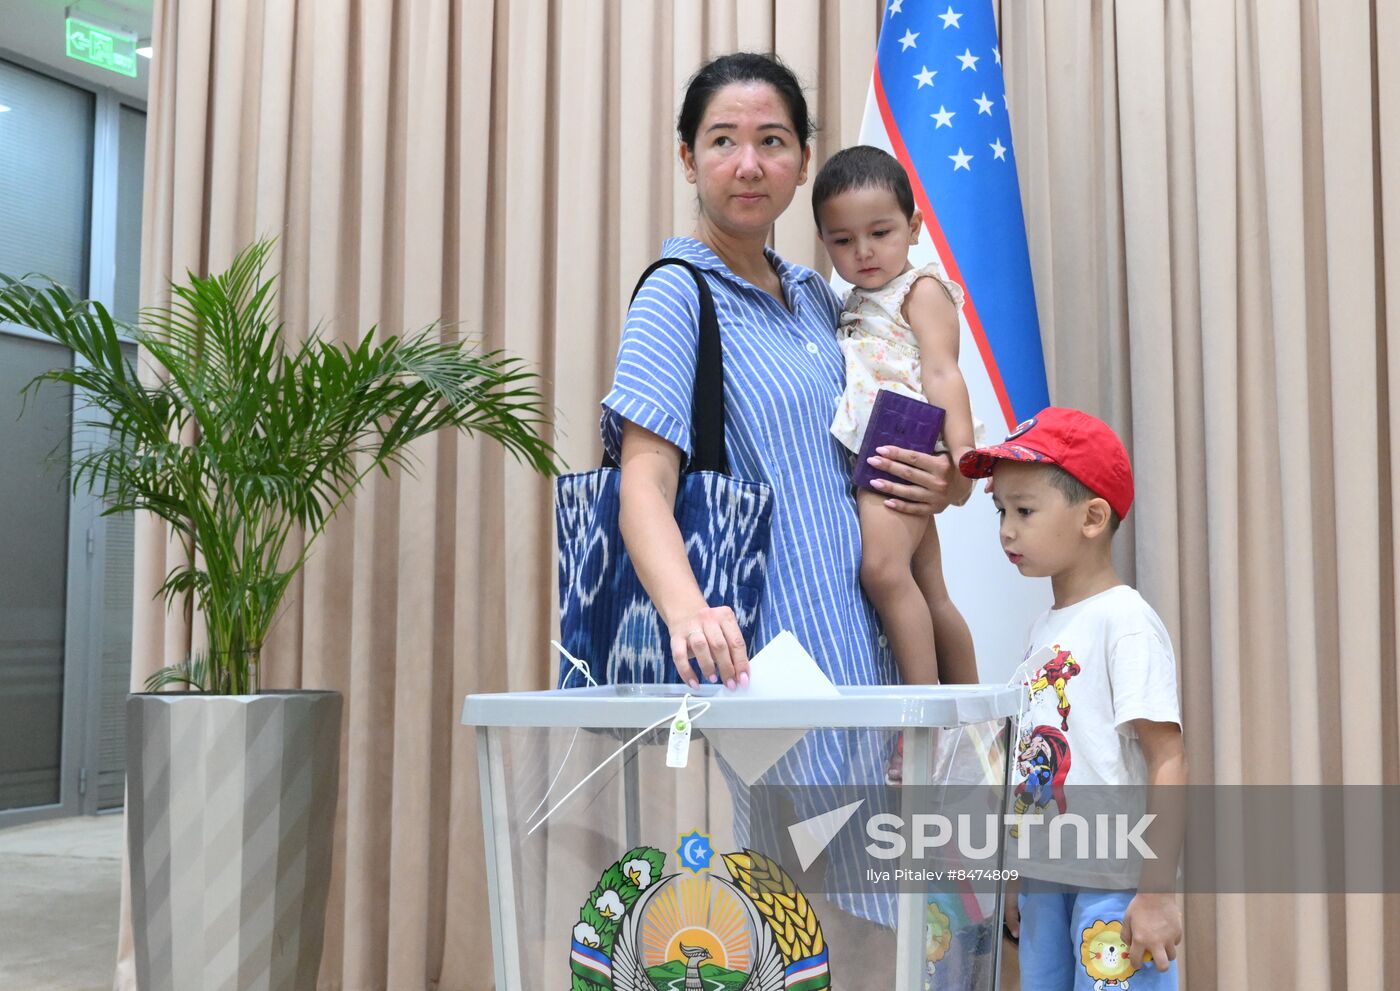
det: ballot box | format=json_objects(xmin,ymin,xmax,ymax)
[{"xmin": 462, "ymin": 682, "xmax": 1020, "ymax": 991}]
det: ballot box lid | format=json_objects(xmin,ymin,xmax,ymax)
[{"xmin": 461, "ymin": 683, "xmax": 1019, "ymax": 729}]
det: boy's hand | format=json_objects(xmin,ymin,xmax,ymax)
[
  {"xmin": 1002, "ymin": 876, "xmax": 1020, "ymax": 940},
  {"xmin": 1121, "ymin": 891, "xmax": 1180, "ymax": 972}
]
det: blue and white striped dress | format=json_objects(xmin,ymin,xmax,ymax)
[{"xmin": 602, "ymin": 236, "xmax": 898, "ymax": 925}]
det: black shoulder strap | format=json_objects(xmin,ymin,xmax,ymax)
[{"xmin": 611, "ymin": 257, "xmax": 728, "ymax": 474}]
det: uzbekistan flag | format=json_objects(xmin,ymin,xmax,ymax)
[
  {"xmin": 784, "ymin": 947, "xmax": 831, "ymax": 990},
  {"xmin": 854, "ymin": 0, "xmax": 1053, "ymax": 680},
  {"xmin": 570, "ymin": 940, "xmax": 613, "ymax": 983}
]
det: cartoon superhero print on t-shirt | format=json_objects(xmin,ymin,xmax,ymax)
[
  {"xmin": 1029, "ymin": 645, "xmax": 1081, "ymax": 730},
  {"xmin": 1010, "ymin": 724, "xmax": 1070, "ymax": 835},
  {"xmin": 1012, "ymin": 644, "xmax": 1080, "ymax": 833}
]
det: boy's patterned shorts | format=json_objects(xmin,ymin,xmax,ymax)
[{"xmin": 1017, "ymin": 882, "xmax": 1179, "ymax": 991}]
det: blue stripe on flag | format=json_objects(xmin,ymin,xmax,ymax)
[
  {"xmin": 785, "ymin": 946, "xmax": 830, "ymax": 975},
  {"xmin": 570, "ymin": 940, "xmax": 613, "ymax": 978}
]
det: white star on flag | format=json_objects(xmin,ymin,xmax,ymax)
[
  {"xmin": 930, "ymin": 105, "xmax": 956, "ymax": 128},
  {"xmin": 993, "ymin": 46, "xmax": 1002, "ymax": 65},
  {"xmin": 899, "ymin": 28, "xmax": 919, "ymax": 51},
  {"xmin": 914, "ymin": 65, "xmax": 937, "ymax": 88},
  {"xmin": 938, "ymin": 6, "xmax": 962, "ymax": 29},
  {"xmin": 887, "ymin": 0, "xmax": 903, "ymax": 15},
  {"xmin": 949, "ymin": 148, "xmax": 973, "ymax": 171},
  {"xmin": 957, "ymin": 49, "xmax": 979, "ymax": 71},
  {"xmin": 990, "ymin": 138, "xmax": 1007, "ymax": 160},
  {"xmin": 974, "ymin": 92, "xmax": 994, "ymax": 115}
]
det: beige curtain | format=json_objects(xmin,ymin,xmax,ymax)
[
  {"xmin": 119, "ymin": 0, "xmax": 1399, "ymax": 988},
  {"xmin": 119, "ymin": 2, "xmax": 883, "ymax": 990},
  {"xmin": 999, "ymin": 0, "xmax": 1400, "ymax": 988}
]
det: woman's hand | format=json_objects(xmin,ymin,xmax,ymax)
[
  {"xmin": 666, "ymin": 604, "xmax": 751, "ymax": 690},
  {"xmin": 863, "ymin": 446, "xmax": 973, "ymax": 516}
]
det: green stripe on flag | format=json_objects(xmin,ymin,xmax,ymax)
[{"xmin": 569, "ymin": 959, "xmax": 609, "ymax": 988}]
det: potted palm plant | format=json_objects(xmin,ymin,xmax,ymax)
[{"xmin": 0, "ymin": 239, "xmax": 557, "ymax": 991}]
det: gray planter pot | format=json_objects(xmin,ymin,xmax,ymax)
[{"xmin": 127, "ymin": 690, "xmax": 343, "ymax": 991}]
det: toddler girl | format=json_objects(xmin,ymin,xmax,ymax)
[{"xmin": 813, "ymin": 145, "xmax": 978, "ymax": 699}]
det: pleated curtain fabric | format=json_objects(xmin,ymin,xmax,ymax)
[
  {"xmin": 120, "ymin": 4, "xmax": 883, "ymax": 990},
  {"xmin": 998, "ymin": 1, "xmax": 1400, "ymax": 986},
  {"xmin": 118, "ymin": 1, "xmax": 1399, "ymax": 988}
]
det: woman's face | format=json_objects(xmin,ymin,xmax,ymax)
[{"xmin": 679, "ymin": 82, "xmax": 811, "ymax": 240}]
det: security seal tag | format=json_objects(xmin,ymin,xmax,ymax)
[{"xmin": 666, "ymin": 697, "xmax": 693, "ymax": 768}]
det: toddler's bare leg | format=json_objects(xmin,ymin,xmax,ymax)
[
  {"xmin": 913, "ymin": 526, "xmax": 978, "ymax": 684},
  {"xmin": 857, "ymin": 489, "xmax": 938, "ymax": 684}
]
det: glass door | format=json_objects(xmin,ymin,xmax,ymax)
[
  {"xmin": 0, "ymin": 327, "xmax": 140, "ymax": 825},
  {"xmin": 0, "ymin": 335, "xmax": 75, "ymax": 816},
  {"xmin": 0, "ymin": 55, "xmax": 143, "ymax": 824}
]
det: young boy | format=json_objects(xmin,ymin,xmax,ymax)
[{"xmin": 959, "ymin": 407, "xmax": 1186, "ymax": 989}]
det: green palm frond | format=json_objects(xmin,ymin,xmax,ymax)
[{"xmin": 0, "ymin": 239, "xmax": 559, "ymax": 694}]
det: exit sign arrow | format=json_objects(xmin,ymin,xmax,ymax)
[{"xmin": 65, "ymin": 17, "xmax": 138, "ymax": 78}]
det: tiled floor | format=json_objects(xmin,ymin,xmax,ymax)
[
  {"xmin": 0, "ymin": 814, "xmax": 1020, "ymax": 990},
  {"xmin": 0, "ymin": 815, "xmax": 123, "ymax": 991}
]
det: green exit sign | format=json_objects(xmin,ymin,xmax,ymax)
[{"xmin": 65, "ymin": 17, "xmax": 138, "ymax": 78}]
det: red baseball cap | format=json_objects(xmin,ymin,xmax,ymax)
[{"xmin": 958, "ymin": 407, "xmax": 1135, "ymax": 519}]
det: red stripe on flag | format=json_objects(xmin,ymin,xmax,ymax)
[{"xmin": 871, "ymin": 64, "xmax": 1018, "ymax": 430}]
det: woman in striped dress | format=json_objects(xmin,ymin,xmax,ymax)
[{"xmin": 601, "ymin": 52, "xmax": 965, "ymax": 929}]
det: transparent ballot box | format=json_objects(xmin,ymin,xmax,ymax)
[{"xmin": 462, "ymin": 683, "xmax": 1020, "ymax": 991}]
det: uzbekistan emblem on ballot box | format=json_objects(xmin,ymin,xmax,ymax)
[{"xmin": 568, "ymin": 831, "xmax": 831, "ymax": 990}]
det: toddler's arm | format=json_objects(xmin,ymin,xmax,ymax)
[{"xmin": 905, "ymin": 277, "xmax": 974, "ymax": 505}]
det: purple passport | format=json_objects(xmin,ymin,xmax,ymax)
[{"xmin": 851, "ymin": 389, "xmax": 946, "ymax": 492}]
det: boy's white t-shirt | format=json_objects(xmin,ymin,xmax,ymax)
[
  {"xmin": 1014, "ymin": 584, "xmax": 1181, "ymax": 787},
  {"xmin": 1009, "ymin": 585, "xmax": 1181, "ymax": 884}
]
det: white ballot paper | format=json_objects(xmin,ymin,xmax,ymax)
[{"xmin": 704, "ymin": 630, "xmax": 841, "ymax": 786}]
